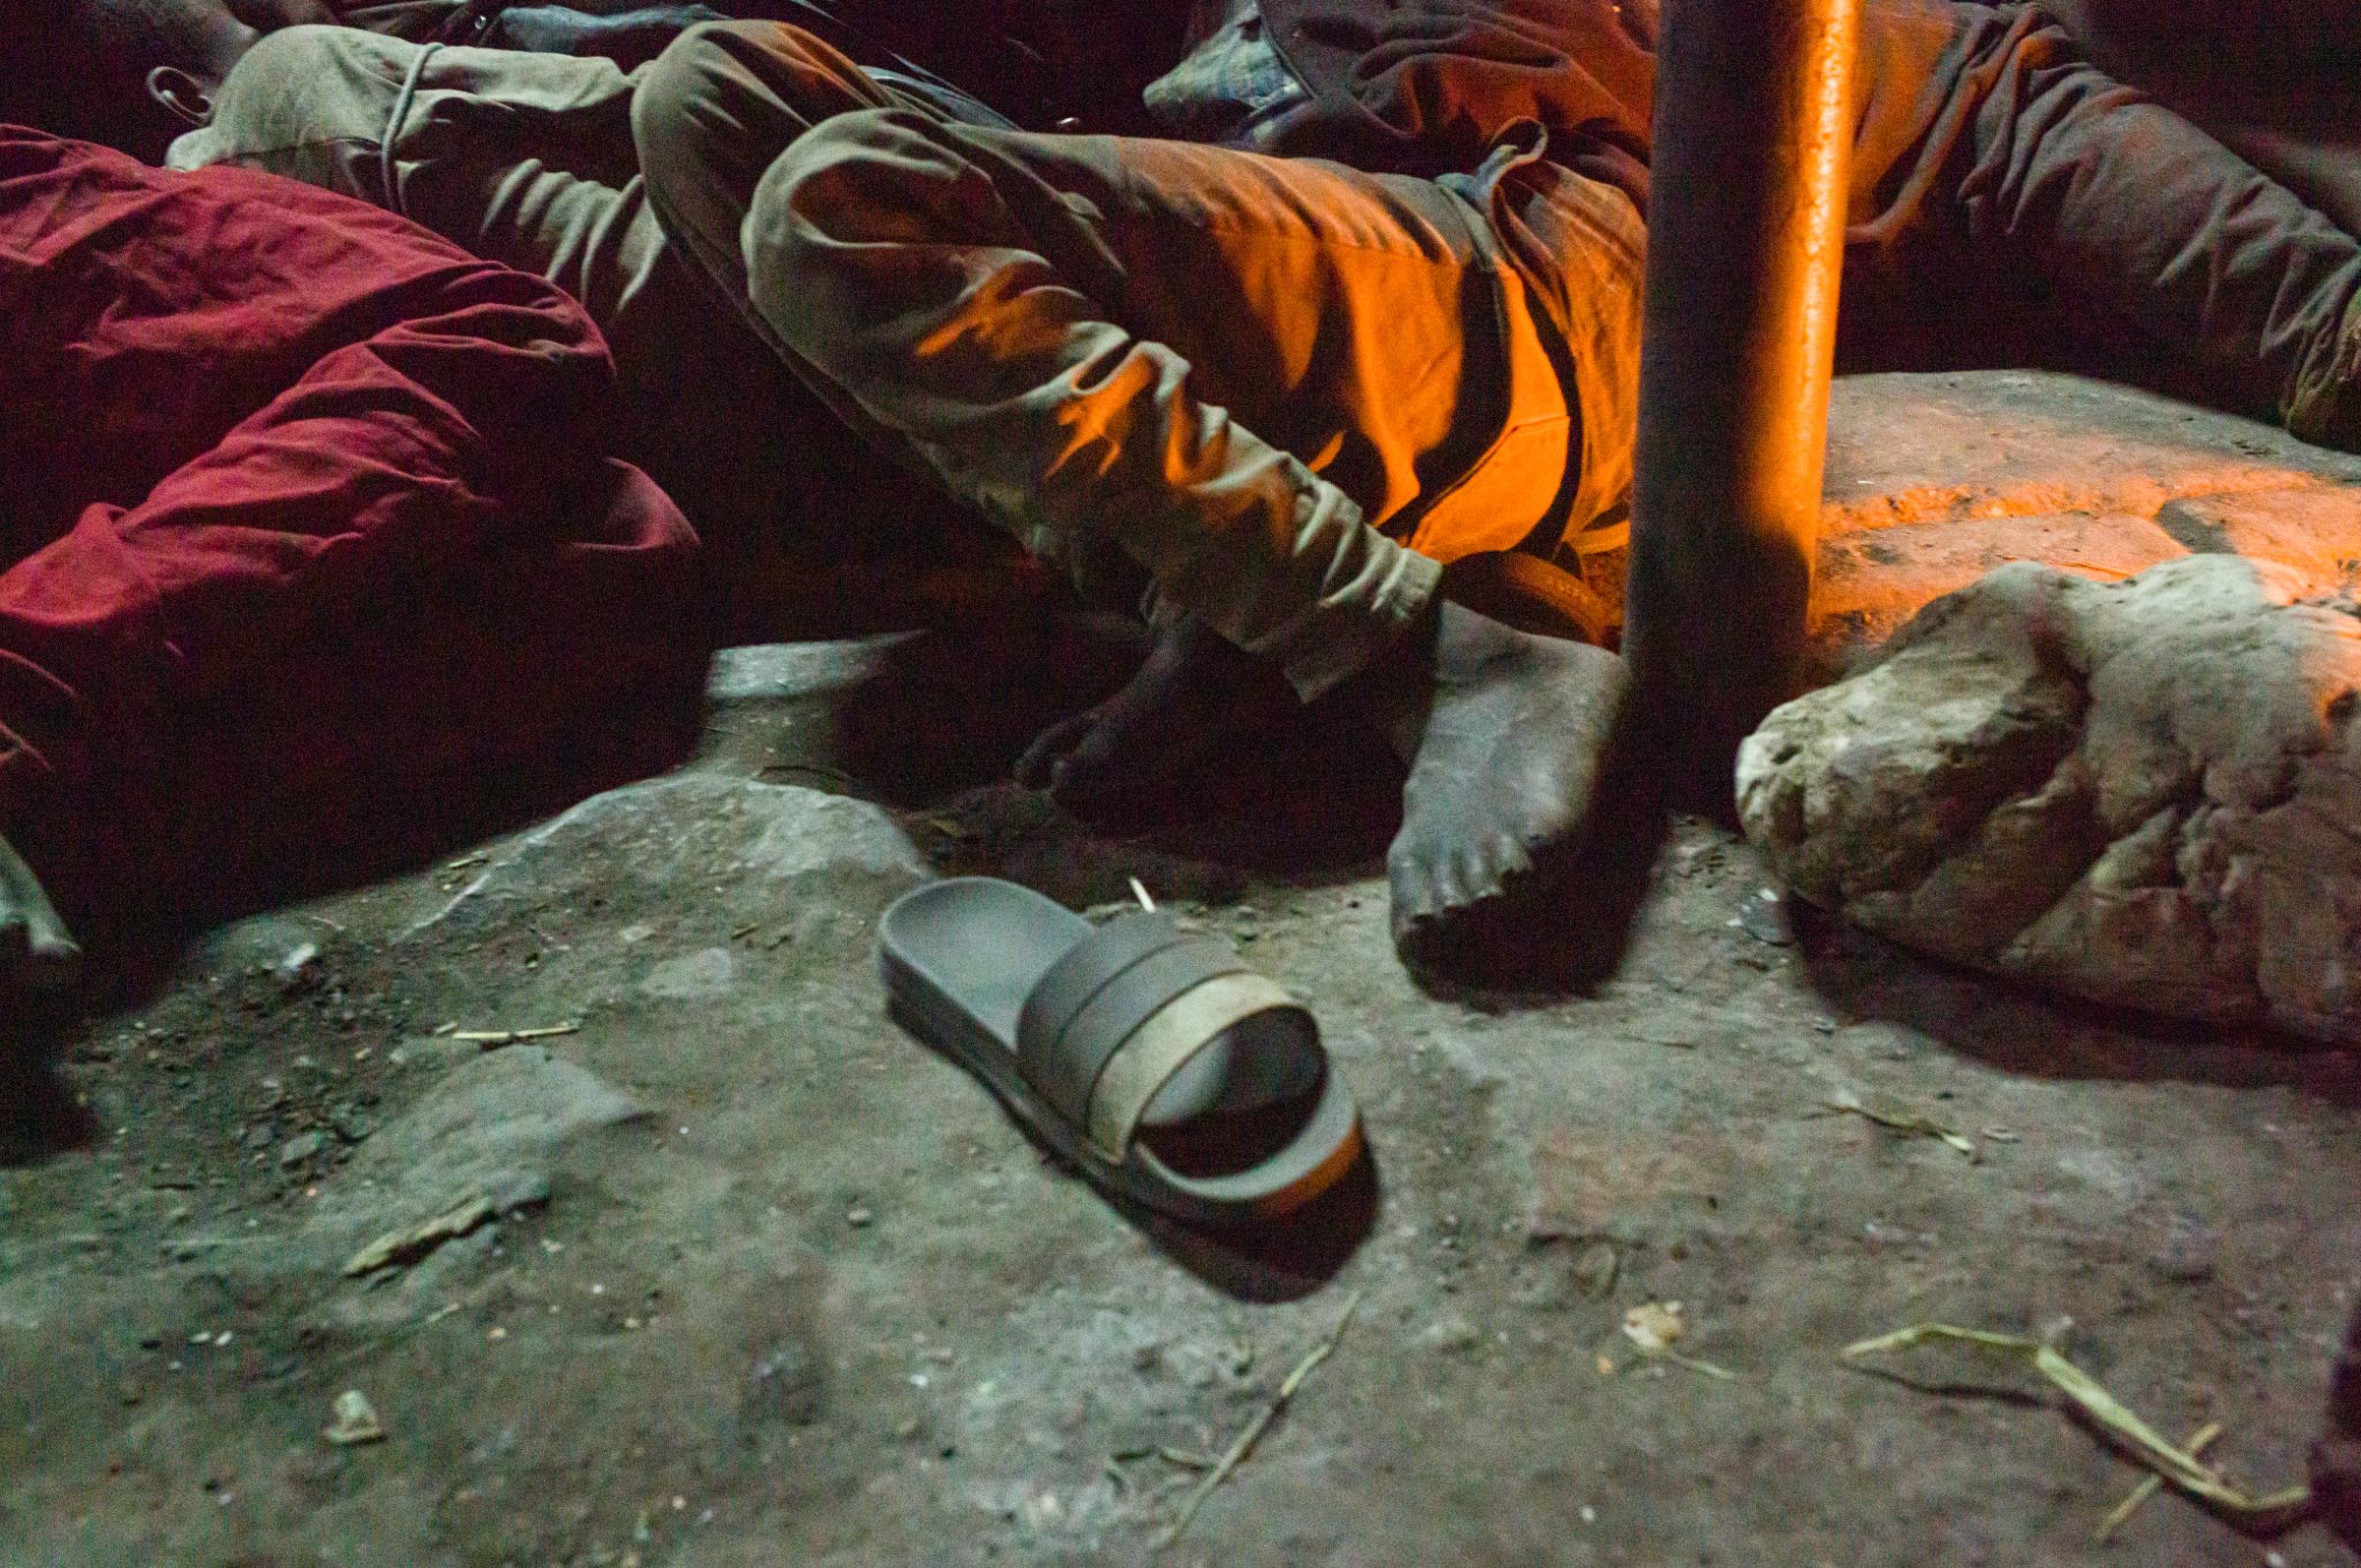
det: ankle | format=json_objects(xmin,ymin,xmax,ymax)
[{"xmin": 1338, "ymin": 600, "xmax": 1441, "ymax": 763}]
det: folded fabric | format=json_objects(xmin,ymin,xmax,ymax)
[{"xmin": 0, "ymin": 127, "xmax": 709, "ymax": 933}]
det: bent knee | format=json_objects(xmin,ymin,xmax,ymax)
[
  {"xmin": 742, "ymin": 110, "xmax": 989, "ymax": 348},
  {"xmin": 633, "ymin": 21, "xmax": 878, "ymax": 177},
  {"xmin": 631, "ymin": 22, "xmax": 755, "ymax": 183}
]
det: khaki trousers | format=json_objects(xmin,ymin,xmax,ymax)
[{"xmin": 635, "ymin": 21, "xmax": 1647, "ymax": 695}]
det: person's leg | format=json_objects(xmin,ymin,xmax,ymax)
[
  {"xmin": 631, "ymin": 20, "xmax": 911, "ymax": 331},
  {"xmin": 636, "ymin": 31, "xmax": 1632, "ymax": 972},
  {"xmin": 747, "ymin": 108, "xmax": 1571, "ymax": 689},
  {"xmin": 737, "ymin": 108, "xmax": 1643, "ymax": 974},
  {"xmin": 0, "ymin": 135, "xmax": 705, "ymax": 1027},
  {"xmin": 1889, "ymin": 5, "xmax": 2361, "ymax": 445}
]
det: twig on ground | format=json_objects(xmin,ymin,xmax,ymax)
[
  {"xmin": 1158, "ymin": 1290, "xmax": 1362, "ymax": 1549},
  {"xmin": 343, "ymin": 1194, "xmax": 499, "ymax": 1277},
  {"xmin": 1815, "ymin": 1093, "xmax": 1980, "ymax": 1160},
  {"xmin": 450, "ymin": 1022, "xmax": 579, "ymax": 1047},
  {"xmin": 1651, "ymin": 1349, "xmax": 1739, "ymax": 1381},
  {"xmin": 2097, "ymin": 1421, "xmax": 2221, "ymax": 1541},
  {"xmin": 1843, "ymin": 1323, "xmax": 2312, "ymax": 1532}
]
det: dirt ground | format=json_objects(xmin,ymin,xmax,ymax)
[{"xmin": 5, "ymin": 372, "xmax": 2360, "ymax": 1568}]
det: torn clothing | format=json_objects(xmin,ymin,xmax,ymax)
[{"xmin": 0, "ymin": 128, "xmax": 705, "ymax": 933}]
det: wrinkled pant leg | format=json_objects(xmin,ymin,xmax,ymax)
[
  {"xmin": 631, "ymin": 16, "xmax": 1044, "ymax": 607},
  {"xmin": 1940, "ymin": 10, "xmax": 2361, "ymax": 439},
  {"xmin": 632, "ymin": 20, "xmax": 909, "ymax": 331},
  {"xmin": 739, "ymin": 110, "xmax": 1462, "ymax": 698}
]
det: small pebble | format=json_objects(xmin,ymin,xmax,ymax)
[
  {"xmin": 846, "ymin": 1205, "xmax": 875, "ymax": 1229},
  {"xmin": 322, "ymin": 1389, "xmax": 386, "ymax": 1447}
]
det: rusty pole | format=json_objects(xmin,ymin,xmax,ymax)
[{"xmin": 1620, "ymin": 0, "xmax": 1860, "ymax": 808}]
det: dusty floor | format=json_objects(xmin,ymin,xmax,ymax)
[{"xmin": 5, "ymin": 372, "xmax": 2361, "ymax": 1568}]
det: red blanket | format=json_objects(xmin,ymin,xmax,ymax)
[{"xmin": 0, "ymin": 127, "xmax": 709, "ymax": 934}]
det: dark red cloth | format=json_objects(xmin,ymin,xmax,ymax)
[{"xmin": 0, "ymin": 127, "xmax": 708, "ymax": 933}]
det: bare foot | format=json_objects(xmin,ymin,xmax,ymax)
[
  {"xmin": 1014, "ymin": 613, "xmax": 1301, "ymax": 823},
  {"xmin": 1352, "ymin": 601, "xmax": 1655, "ymax": 988}
]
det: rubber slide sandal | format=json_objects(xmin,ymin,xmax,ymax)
[{"xmin": 878, "ymin": 877, "xmax": 1363, "ymax": 1228}]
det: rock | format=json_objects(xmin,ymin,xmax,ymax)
[
  {"xmin": 1417, "ymin": 1314, "xmax": 1481, "ymax": 1354},
  {"xmin": 742, "ymin": 1338, "xmax": 824, "ymax": 1430},
  {"xmin": 402, "ymin": 774, "xmax": 928, "ymax": 941},
  {"xmin": 1525, "ymin": 1126, "xmax": 1742, "ymax": 1246},
  {"xmin": 278, "ymin": 1048, "xmax": 639, "ymax": 1277},
  {"xmin": 1812, "ymin": 511, "xmax": 2189, "ymax": 678},
  {"xmin": 1734, "ymin": 887, "xmax": 1794, "ymax": 946},
  {"xmin": 1806, "ymin": 372, "xmax": 2361, "ymax": 676},
  {"xmin": 277, "ymin": 1131, "xmax": 326, "ymax": 1169},
  {"xmin": 740, "ymin": 792, "xmax": 930, "ymax": 880},
  {"xmin": 1739, "ymin": 555, "xmax": 2361, "ymax": 1045},
  {"xmin": 1821, "ymin": 374, "xmax": 2361, "ymax": 542},
  {"xmin": 1621, "ymin": 1301, "xmax": 1685, "ymax": 1354},
  {"xmin": 704, "ymin": 639, "xmax": 899, "ymax": 703},
  {"xmin": 2144, "ymin": 1214, "xmax": 2219, "ymax": 1284},
  {"xmin": 322, "ymin": 1389, "xmax": 386, "ymax": 1446},
  {"xmin": 275, "ymin": 942, "xmax": 322, "ymax": 992},
  {"xmin": 640, "ymin": 947, "xmax": 738, "ymax": 1001}
]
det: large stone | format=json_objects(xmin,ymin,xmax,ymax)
[
  {"xmin": 1738, "ymin": 554, "xmax": 2361, "ymax": 1045},
  {"xmin": 402, "ymin": 773, "xmax": 929, "ymax": 939}
]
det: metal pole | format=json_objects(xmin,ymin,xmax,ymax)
[{"xmin": 1621, "ymin": 0, "xmax": 1859, "ymax": 809}]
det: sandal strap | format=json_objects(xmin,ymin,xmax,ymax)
[
  {"xmin": 1017, "ymin": 913, "xmax": 1246, "ymax": 1129},
  {"xmin": 1016, "ymin": 912, "xmax": 1196, "ymax": 1066},
  {"xmin": 1085, "ymin": 974, "xmax": 1306, "ymax": 1164}
]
